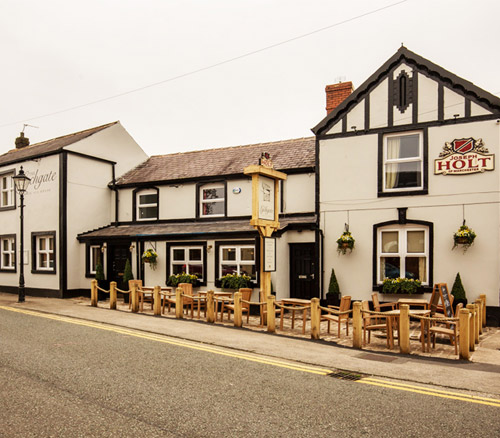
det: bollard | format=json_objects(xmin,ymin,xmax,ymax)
[
  {"xmin": 352, "ymin": 301, "xmax": 362, "ymax": 349},
  {"xmin": 267, "ymin": 295, "xmax": 276, "ymax": 333},
  {"xmin": 475, "ymin": 299, "xmax": 483, "ymax": 335},
  {"xmin": 473, "ymin": 303, "xmax": 480, "ymax": 344},
  {"xmin": 479, "ymin": 294, "xmax": 487, "ymax": 327},
  {"xmin": 131, "ymin": 283, "xmax": 139, "ymax": 313},
  {"xmin": 459, "ymin": 308, "xmax": 470, "ymax": 360},
  {"xmin": 175, "ymin": 287, "xmax": 183, "ymax": 319},
  {"xmin": 90, "ymin": 280, "xmax": 98, "ymax": 307},
  {"xmin": 110, "ymin": 281, "xmax": 117, "ymax": 310},
  {"xmin": 153, "ymin": 286, "xmax": 161, "ymax": 316},
  {"xmin": 399, "ymin": 304, "xmax": 410, "ymax": 354},
  {"xmin": 310, "ymin": 298, "xmax": 320, "ymax": 340},
  {"xmin": 206, "ymin": 290, "xmax": 215, "ymax": 323},
  {"xmin": 234, "ymin": 292, "xmax": 242, "ymax": 327},
  {"xmin": 466, "ymin": 304, "xmax": 475, "ymax": 351}
]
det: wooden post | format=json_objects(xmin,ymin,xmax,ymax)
[
  {"xmin": 473, "ymin": 303, "xmax": 480, "ymax": 344},
  {"xmin": 267, "ymin": 295, "xmax": 276, "ymax": 333},
  {"xmin": 175, "ymin": 287, "xmax": 183, "ymax": 319},
  {"xmin": 466, "ymin": 304, "xmax": 475, "ymax": 351},
  {"xmin": 153, "ymin": 286, "xmax": 161, "ymax": 316},
  {"xmin": 310, "ymin": 298, "xmax": 320, "ymax": 340},
  {"xmin": 110, "ymin": 281, "xmax": 117, "ymax": 310},
  {"xmin": 459, "ymin": 308, "xmax": 470, "ymax": 360},
  {"xmin": 479, "ymin": 294, "xmax": 487, "ymax": 326},
  {"xmin": 131, "ymin": 283, "xmax": 139, "ymax": 313},
  {"xmin": 475, "ymin": 299, "xmax": 483, "ymax": 334},
  {"xmin": 90, "ymin": 280, "xmax": 98, "ymax": 307},
  {"xmin": 206, "ymin": 290, "xmax": 215, "ymax": 323},
  {"xmin": 352, "ymin": 301, "xmax": 362, "ymax": 349},
  {"xmin": 234, "ymin": 292, "xmax": 242, "ymax": 327},
  {"xmin": 399, "ymin": 304, "xmax": 410, "ymax": 354}
]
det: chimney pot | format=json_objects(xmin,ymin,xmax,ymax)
[
  {"xmin": 325, "ymin": 81, "xmax": 354, "ymax": 115},
  {"xmin": 15, "ymin": 132, "xmax": 30, "ymax": 149}
]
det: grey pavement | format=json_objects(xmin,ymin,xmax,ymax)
[{"xmin": 1, "ymin": 292, "xmax": 500, "ymax": 396}]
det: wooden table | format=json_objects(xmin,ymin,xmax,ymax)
[
  {"xmin": 141, "ymin": 287, "xmax": 173, "ymax": 313},
  {"xmin": 279, "ymin": 298, "xmax": 311, "ymax": 334},
  {"xmin": 198, "ymin": 291, "xmax": 233, "ymax": 321},
  {"xmin": 383, "ymin": 309, "xmax": 431, "ymax": 349},
  {"xmin": 397, "ymin": 298, "xmax": 429, "ymax": 310}
]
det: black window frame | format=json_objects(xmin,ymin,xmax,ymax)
[
  {"xmin": 196, "ymin": 181, "xmax": 227, "ymax": 219},
  {"xmin": 0, "ymin": 168, "xmax": 16, "ymax": 211},
  {"xmin": 0, "ymin": 233, "xmax": 16, "ymax": 273},
  {"xmin": 31, "ymin": 231, "xmax": 57, "ymax": 275},
  {"xmin": 166, "ymin": 241, "xmax": 207, "ymax": 286},
  {"xmin": 214, "ymin": 239, "xmax": 260, "ymax": 288},
  {"xmin": 132, "ymin": 187, "xmax": 160, "ymax": 222}
]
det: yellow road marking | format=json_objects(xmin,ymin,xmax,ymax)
[
  {"xmin": 358, "ymin": 378, "xmax": 500, "ymax": 407},
  {"xmin": 0, "ymin": 306, "xmax": 332, "ymax": 376}
]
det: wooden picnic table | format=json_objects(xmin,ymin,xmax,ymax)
[
  {"xmin": 279, "ymin": 298, "xmax": 311, "ymax": 334},
  {"xmin": 383, "ymin": 309, "xmax": 431, "ymax": 349},
  {"xmin": 397, "ymin": 298, "xmax": 429, "ymax": 310}
]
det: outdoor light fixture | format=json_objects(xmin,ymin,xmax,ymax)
[
  {"xmin": 12, "ymin": 166, "xmax": 31, "ymax": 303},
  {"xmin": 129, "ymin": 244, "xmax": 135, "ymax": 253},
  {"xmin": 101, "ymin": 242, "xmax": 107, "ymax": 253}
]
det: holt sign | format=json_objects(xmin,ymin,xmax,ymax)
[{"xmin": 434, "ymin": 138, "xmax": 494, "ymax": 175}]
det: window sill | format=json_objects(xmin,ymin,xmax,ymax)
[
  {"xmin": 378, "ymin": 189, "xmax": 428, "ymax": 198},
  {"xmin": 32, "ymin": 269, "xmax": 57, "ymax": 275}
]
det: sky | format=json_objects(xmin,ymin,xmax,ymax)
[{"xmin": 0, "ymin": 0, "xmax": 499, "ymax": 158}]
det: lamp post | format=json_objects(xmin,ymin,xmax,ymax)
[{"xmin": 13, "ymin": 166, "xmax": 31, "ymax": 303}]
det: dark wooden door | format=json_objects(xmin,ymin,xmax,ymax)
[
  {"xmin": 289, "ymin": 243, "xmax": 316, "ymax": 299},
  {"xmin": 107, "ymin": 243, "xmax": 131, "ymax": 289}
]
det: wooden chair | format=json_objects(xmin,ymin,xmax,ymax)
[
  {"xmin": 179, "ymin": 283, "xmax": 195, "ymax": 318},
  {"xmin": 161, "ymin": 288, "xmax": 176, "ymax": 314},
  {"xmin": 429, "ymin": 303, "xmax": 463, "ymax": 355},
  {"xmin": 222, "ymin": 288, "xmax": 252, "ymax": 323},
  {"xmin": 259, "ymin": 290, "xmax": 281, "ymax": 326},
  {"xmin": 128, "ymin": 280, "xmax": 143, "ymax": 309},
  {"xmin": 361, "ymin": 300, "xmax": 389, "ymax": 347},
  {"xmin": 321, "ymin": 295, "xmax": 351, "ymax": 337},
  {"xmin": 371, "ymin": 292, "xmax": 396, "ymax": 325}
]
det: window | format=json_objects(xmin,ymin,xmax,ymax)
[
  {"xmin": 89, "ymin": 245, "xmax": 101, "ymax": 275},
  {"xmin": 32, "ymin": 232, "xmax": 56, "ymax": 274},
  {"xmin": 220, "ymin": 245, "xmax": 256, "ymax": 280},
  {"xmin": 377, "ymin": 225, "xmax": 429, "ymax": 285},
  {"xmin": 136, "ymin": 189, "xmax": 158, "ymax": 220},
  {"xmin": 0, "ymin": 235, "xmax": 15, "ymax": 271},
  {"xmin": 0, "ymin": 171, "xmax": 14, "ymax": 209},
  {"xmin": 383, "ymin": 132, "xmax": 423, "ymax": 192},
  {"xmin": 170, "ymin": 246, "xmax": 204, "ymax": 281},
  {"xmin": 199, "ymin": 183, "xmax": 225, "ymax": 217}
]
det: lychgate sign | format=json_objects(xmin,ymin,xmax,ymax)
[{"xmin": 434, "ymin": 138, "xmax": 494, "ymax": 175}]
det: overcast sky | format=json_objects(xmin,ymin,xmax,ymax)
[{"xmin": 0, "ymin": 0, "xmax": 498, "ymax": 157}]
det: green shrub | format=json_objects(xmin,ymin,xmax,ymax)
[
  {"xmin": 167, "ymin": 273, "xmax": 199, "ymax": 287},
  {"xmin": 451, "ymin": 273, "xmax": 466, "ymax": 300},
  {"xmin": 220, "ymin": 273, "xmax": 252, "ymax": 290},
  {"xmin": 327, "ymin": 268, "xmax": 340, "ymax": 296},
  {"xmin": 122, "ymin": 259, "xmax": 133, "ymax": 287}
]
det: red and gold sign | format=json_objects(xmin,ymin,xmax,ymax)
[{"xmin": 434, "ymin": 138, "xmax": 494, "ymax": 175}]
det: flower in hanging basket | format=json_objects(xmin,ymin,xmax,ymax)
[
  {"xmin": 142, "ymin": 249, "xmax": 158, "ymax": 270},
  {"xmin": 382, "ymin": 277, "xmax": 421, "ymax": 295},
  {"xmin": 453, "ymin": 224, "xmax": 476, "ymax": 252},
  {"xmin": 336, "ymin": 231, "xmax": 355, "ymax": 255}
]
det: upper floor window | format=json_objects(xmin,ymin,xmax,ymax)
[
  {"xmin": 0, "ymin": 171, "xmax": 14, "ymax": 209},
  {"xmin": 136, "ymin": 189, "xmax": 158, "ymax": 221},
  {"xmin": 377, "ymin": 224, "xmax": 429, "ymax": 286},
  {"xmin": 0, "ymin": 235, "xmax": 15, "ymax": 271},
  {"xmin": 200, "ymin": 183, "xmax": 225, "ymax": 217},
  {"xmin": 220, "ymin": 244, "xmax": 256, "ymax": 280},
  {"xmin": 383, "ymin": 132, "xmax": 423, "ymax": 193},
  {"xmin": 32, "ymin": 232, "xmax": 56, "ymax": 274},
  {"xmin": 170, "ymin": 246, "xmax": 204, "ymax": 281}
]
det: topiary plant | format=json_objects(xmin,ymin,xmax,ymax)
[
  {"xmin": 327, "ymin": 268, "xmax": 340, "ymax": 296},
  {"xmin": 95, "ymin": 256, "xmax": 105, "ymax": 282},
  {"xmin": 451, "ymin": 273, "xmax": 467, "ymax": 301},
  {"xmin": 122, "ymin": 258, "xmax": 134, "ymax": 288}
]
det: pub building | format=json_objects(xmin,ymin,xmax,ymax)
[{"xmin": 313, "ymin": 46, "xmax": 500, "ymax": 324}]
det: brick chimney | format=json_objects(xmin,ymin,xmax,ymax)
[
  {"xmin": 15, "ymin": 132, "xmax": 30, "ymax": 149},
  {"xmin": 325, "ymin": 81, "xmax": 353, "ymax": 114}
]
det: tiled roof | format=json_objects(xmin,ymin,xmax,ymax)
[
  {"xmin": 0, "ymin": 122, "xmax": 118, "ymax": 166},
  {"xmin": 116, "ymin": 137, "xmax": 315, "ymax": 186},
  {"xmin": 78, "ymin": 215, "xmax": 316, "ymax": 239}
]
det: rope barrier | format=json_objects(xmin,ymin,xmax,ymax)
[
  {"xmin": 242, "ymin": 300, "xmax": 264, "ymax": 306},
  {"xmin": 274, "ymin": 303, "xmax": 311, "ymax": 311},
  {"xmin": 115, "ymin": 287, "xmax": 130, "ymax": 294},
  {"xmin": 318, "ymin": 305, "xmax": 352, "ymax": 315},
  {"xmin": 96, "ymin": 286, "xmax": 109, "ymax": 293}
]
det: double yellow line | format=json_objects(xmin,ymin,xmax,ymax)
[{"xmin": 2, "ymin": 305, "xmax": 500, "ymax": 407}]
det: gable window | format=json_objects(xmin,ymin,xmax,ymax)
[
  {"xmin": 376, "ymin": 224, "xmax": 429, "ymax": 286},
  {"xmin": 32, "ymin": 232, "xmax": 56, "ymax": 274},
  {"xmin": 199, "ymin": 183, "xmax": 225, "ymax": 217},
  {"xmin": 383, "ymin": 131, "xmax": 423, "ymax": 192},
  {"xmin": 89, "ymin": 245, "xmax": 101, "ymax": 275},
  {"xmin": 219, "ymin": 244, "xmax": 256, "ymax": 280},
  {"xmin": 0, "ymin": 235, "xmax": 16, "ymax": 271},
  {"xmin": 0, "ymin": 171, "xmax": 14, "ymax": 209},
  {"xmin": 170, "ymin": 246, "xmax": 204, "ymax": 281},
  {"xmin": 136, "ymin": 189, "xmax": 158, "ymax": 220}
]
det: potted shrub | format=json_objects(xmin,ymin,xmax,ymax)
[
  {"xmin": 167, "ymin": 272, "xmax": 199, "ymax": 287},
  {"xmin": 453, "ymin": 222, "xmax": 476, "ymax": 252},
  {"xmin": 219, "ymin": 273, "xmax": 252, "ymax": 290},
  {"xmin": 326, "ymin": 268, "xmax": 341, "ymax": 307},
  {"xmin": 142, "ymin": 248, "xmax": 158, "ymax": 270},
  {"xmin": 382, "ymin": 277, "xmax": 421, "ymax": 295},
  {"xmin": 122, "ymin": 259, "xmax": 134, "ymax": 304},
  {"xmin": 95, "ymin": 256, "xmax": 106, "ymax": 301},
  {"xmin": 451, "ymin": 272, "xmax": 468, "ymax": 310},
  {"xmin": 336, "ymin": 231, "xmax": 355, "ymax": 255}
]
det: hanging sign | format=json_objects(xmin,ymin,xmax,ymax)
[
  {"xmin": 434, "ymin": 138, "xmax": 494, "ymax": 175},
  {"xmin": 263, "ymin": 237, "xmax": 276, "ymax": 272},
  {"xmin": 258, "ymin": 176, "xmax": 275, "ymax": 221}
]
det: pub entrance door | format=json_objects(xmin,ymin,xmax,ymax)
[
  {"xmin": 107, "ymin": 242, "xmax": 131, "ymax": 290},
  {"xmin": 289, "ymin": 243, "xmax": 316, "ymax": 300}
]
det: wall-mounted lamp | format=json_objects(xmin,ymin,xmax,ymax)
[
  {"xmin": 101, "ymin": 242, "xmax": 107, "ymax": 253},
  {"xmin": 207, "ymin": 245, "xmax": 213, "ymax": 253},
  {"xmin": 129, "ymin": 244, "xmax": 135, "ymax": 253}
]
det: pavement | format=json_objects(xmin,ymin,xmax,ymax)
[{"xmin": 1, "ymin": 292, "xmax": 500, "ymax": 397}]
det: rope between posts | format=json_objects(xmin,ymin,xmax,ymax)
[
  {"xmin": 96, "ymin": 286, "xmax": 109, "ymax": 293},
  {"xmin": 319, "ymin": 305, "xmax": 352, "ymax": 315},
  {"xmin": 116, "ymin": 287, "xmax": 130, "ymax": 294},
  {"xmin": 242, "ymin": 300, "xmax": 264, "ymax": 306},
  {"xmin": 213, "ymin": 296, "xmax": 234, "ymax": 303},
  {"xmin": 411, "ymin": 314, "xmax": 459, "ymax": 323}
]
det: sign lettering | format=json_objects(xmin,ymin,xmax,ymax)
[{"xmin": 435, "ymin": 138, "xmax": 494, "ymax": 175}]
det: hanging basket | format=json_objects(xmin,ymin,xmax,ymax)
[{"xmin": 336, "ymin": 231, "xmax": 355, "ymax": 255}]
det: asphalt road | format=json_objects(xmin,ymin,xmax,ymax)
[{"xmin": 1, "ymin": 308, "xmax": 499, "ymax": 437}]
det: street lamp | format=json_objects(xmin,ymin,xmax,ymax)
[{"xmin": 12, "ymin": 166, "xmax": 31, "ymax": 303}]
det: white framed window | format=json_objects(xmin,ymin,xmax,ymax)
[
  {"xmin": 170, "ymin": 246, "xmax": 204, "ymax": 280},
  {"xmin": 35, "ymin": 234, "xmax": 55, "ymax": 272},
  {"xmin": 377, "ymin": 225, "xmax": 429, "ymax": 285},
  {"xmin": 0, "ymin": 172, "xmax": 14, "ymax": 208},
  {"xmin": 383, "ymin": 131, "xmax": 423, "ymax": 192},
  {"xmin": 136, "ymin": 190, "xmax": 158, "ymax": 220},
  {"xmin": 89, "ymin": 245, "xmax": 101, "ymax": 275},
  {"xmin": 200, "ymin": 184, "xmax": 225, "ymax": 217},
  {"xmin": 0, "ymin": 236, "xmax": 15, "ymax": 270},
  {"xmin": 220, "ymin": 245, "xmax": 256, "ymax": 280}
]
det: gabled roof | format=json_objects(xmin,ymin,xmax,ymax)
[
  {"xmin": 312, "ymin": 46, "xmax": 500, "ymax": 135},
  {"xmin": 115, "ymin": 137, "xmax": 315, "ymax": 186},
  {"xmin": 0, "ymin": 121, "xmax": 119, "ymax": 166}
]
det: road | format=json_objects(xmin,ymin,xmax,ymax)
[{"xmin": 1, "ymin": 307, "xmax": 499, "ymax": 437}]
